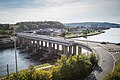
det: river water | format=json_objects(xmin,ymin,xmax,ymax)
[
  {"xmin": 0, "ymin": 48, "xmax": 41, "ymax": 76},
  {"xmin": 73, "ymin": 28, "xmax": 120, "ymax": 43},
  {"xmin": 0, "ymin": 28, "xmax": 120, "ymax": 76}
]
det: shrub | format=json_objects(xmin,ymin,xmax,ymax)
[
  {"xmin": 8, "ymin": 67, "xmax": 52, "ymax": 80},
  {"xmin": 52, "ymin": 54, "xmax": 93, "ymax": 80},
  {"xmin": 7, "ymin": 54, "xmax": 96, "ymax": 80}
]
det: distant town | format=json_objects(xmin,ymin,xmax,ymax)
[{"xmin": 0, "ymin": 21, "xmax": 120, "ymax": 48}]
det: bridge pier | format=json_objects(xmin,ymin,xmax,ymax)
[
  {"xmin": 78, "ymin": 46, "xmax": 82, "ymax": 54},
  {"xmin": 32, "ymin": 40, "xmax": 35, "ymax": 47},
  {"xmin": 62, "ymin": 45, "xmax": 65, "ymax": 54},
  {"xmin": 45, "ymin": 42, "xmax": 47, "ymax": 47},
  {"xmin": 53, "ymin": 43, "xmax": 55, "ymax": 54},
  {"xmin": 69, "ymin": 46, "xmax": 72, "ymax": 55},
  {"xmin": 73, "ymin": 45, "xmax": 76, "ymax": 55},
  {"xmin": 64, "ymin": 46, "xmax": 67, "ymax": 57},
  {"xmin": 57, "ymin": 44, "xmax": 59, "ymax": 51},
  {"xmin": 41, "ymin": 41, "xmax": 43, "ymax": 49},
  {"xmin": 37, "ymin": 41, "xmax": 40, "ymax": 49},
  {"xmin": 49, "ymin": 42, "xmax": 52, "ymax": 54},
  {"xmin": 63, "ymin": 46, "xmax": 65, "ymax": 55}
]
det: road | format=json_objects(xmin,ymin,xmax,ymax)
[{"xmin": 72, "ymin": 39, "xmax": 120, "ymax": 80}]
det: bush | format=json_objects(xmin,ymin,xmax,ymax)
[
  {"xmin": 52, "ymin": 54, "xmax": 93, "ymax": 80},
  {"xmin": 90, "ymin": 54, "xmax": 98, "ymax": 67},
  {"xmin": 7, "ymin": 54, "xmax": 97, "ymax": 80},
  {"xmin": 8, "ymin": 69, "xmax": 52, "ymax": 80}
]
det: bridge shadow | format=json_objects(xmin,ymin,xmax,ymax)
[
  {"xmin": 93, "ymin": 65, "xmax": 103, "ymax": 73},
  {"xmin": 85, "ymin": 65, "xmax": 103, "ymax": 80},
  {"xmin": 85, "ymin": 73, "xmax": 97, "ymax": 80}
]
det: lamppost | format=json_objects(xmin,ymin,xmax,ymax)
[{"xmin": 14, "ymin": 27, "xmax": 18, "ymax": 79}]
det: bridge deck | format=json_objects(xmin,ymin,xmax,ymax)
[{"xmin": 17, "ymin": 33, "xmax": 75, "ymax": 46}]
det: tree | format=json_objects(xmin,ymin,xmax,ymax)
[
  {"xmin": 90, "ymin": 54, "xmax": 98, "ymax": 67},
  {"xmin": 7, "ymin": 54, "xmax": 97, "ymax": 80},
  {"xmin": 52, "ymin": 54, "xmax": 93, "ymax": 80}
]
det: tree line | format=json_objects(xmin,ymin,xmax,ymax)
[
  {"xmin": 15, "ymin": 21, "xmax": 65, "ymax": 32},
  {"xmin": 0, "ymin": 24, "xmax": 14, "ymax": 37}
]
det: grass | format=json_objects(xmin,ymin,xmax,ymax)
[
  {"xmin": 34, "ymin": 63, "xmax": 51, "ymax": 68},
  {"xmin": 115, "ymin": 57, "xmax": 120, "ymax": 66},
  {"xmin": 65, "ymin": 31, "xmax": 102, "ymax": 38},
  {"xmin": 0, "ymin": 63, "xmax": 51, "ymax": 79}
]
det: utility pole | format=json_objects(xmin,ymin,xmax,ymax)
[{"xmin": 14, "ymin": 27, "xmax": 18, "ymax": 79}]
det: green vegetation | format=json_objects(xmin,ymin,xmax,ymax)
[
  {"xmin": 7, "ymin": 69, "xmax": 52, "ymax": 80},
  {"xmin": 0, "ymin": 24, "xmax": 14, "ymax": 38},
  {"xmin": 65, "ymin": 30, "xmax": 102, "ymax": 38},
  {"xmin": 51, "ymin": 54, "xmax": 93, "ymax": 80},
  {"xmin": 5, "ymin": 54, "xmax": 98, "ymax": 80},
  {"xmin": 34, "ymin": 63, "xmax": 51, "ymax": 68},
  {"xmin": 104, "ymin": 57, "xmax": 120, "ymax": 80},
  {"xmin": 0, "ymin": 21, "xmax": 65, "ymax": 35},
  {"xmin": 15, "ymin": 21, "xmax": 65, "ymax": 32},
  {"xmin": 0, "ymin": 63, "xmax": 51, "ymax": 79}
]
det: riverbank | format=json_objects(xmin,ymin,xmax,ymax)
[
  {"xmin": 0, "ymin": 63, "xmax": 52, "ymax": 79},
  {"xmin": 1, "ymin": 54, "xmax": 96, "ymax": 80},
  {"xmin": 0, "ymin": 38, "xmax": 14, "ymax": 49},
  {"xmin": 72, "ymin": 28, "xmax": 120, "ymax": 43},
  {"xmin": 65, "ymin": 31, "xmax": 104, "ymax": 38}
]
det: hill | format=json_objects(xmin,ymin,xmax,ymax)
[
  {"xmin": 15, "ymin": 21, "xmax": 65, "ymax": 32},
  {"xmin": 64, "ymin": 22, "xmax": 120, "ymax": 28}
]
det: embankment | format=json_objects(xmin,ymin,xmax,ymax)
[{"xmin": 0, "ymin": 38, "xmax": 14, "ymax": 49}]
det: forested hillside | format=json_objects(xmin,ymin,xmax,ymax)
[
  {"xmin": 0, "ymin": 24, "xmax": 13, "ymax": 37},
  {"xmin": 64, "ymin": 22, "xmax": 120, "ymax": 28},
  {"xmin": 15, "ymin": 21, "xmax": 65, "ymax": 32}
]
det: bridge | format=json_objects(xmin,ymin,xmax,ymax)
[
  {"xmin": 17, "ymin": 33, "xmax": 92, "ymax": 57},
  {"xmin": 16, "ymin": 33, "xmax": 120, "ymax": 80}
]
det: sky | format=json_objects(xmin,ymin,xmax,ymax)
[{"xmin": 0, "ymin": 0, "xmax": 120, "ymax": 24}]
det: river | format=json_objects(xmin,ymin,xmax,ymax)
[
  {"xmin": 0, "ymin": 48, "xmax": 42, "ymax": 76},
  {"xmin": 73, "ymin": 28, "xmax": 120, "ymax": 43},
  {"xmin": 0, "ymin": 28, "xmax": 120, "ymax": 76}
]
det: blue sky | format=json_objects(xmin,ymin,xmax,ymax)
[{"xmin": 0, "ymin": 0, "xmax": 120, "ymax": 24}]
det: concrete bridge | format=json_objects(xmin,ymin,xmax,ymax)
[
  {"xmin": 16, "ymin": 33, "xmax": 120, "ymax": 80},
  {"xmin": 17, "ymin": 33, "xmax": 92, "ymax": 57}
]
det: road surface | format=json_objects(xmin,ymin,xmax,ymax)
[{"xmin": 72, "ymin": 39, "xmax": 120, "ymax": 80}]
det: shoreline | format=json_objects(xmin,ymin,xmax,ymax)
[
  {"xmin": 65, "ymin": 31, "xmax": 104, "ymax": 39},
  {"xmin": 0, "ymin": 38, "xmax": 14, "ymax": 49}
]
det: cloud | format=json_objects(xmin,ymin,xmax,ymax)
[
  {"xmin": 0, "ymin": 0, "xmax": 120, "ymax": 23},
  {"xmin": 0, "ymin": 0, "xmax": 46, "ymax": 10}
]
